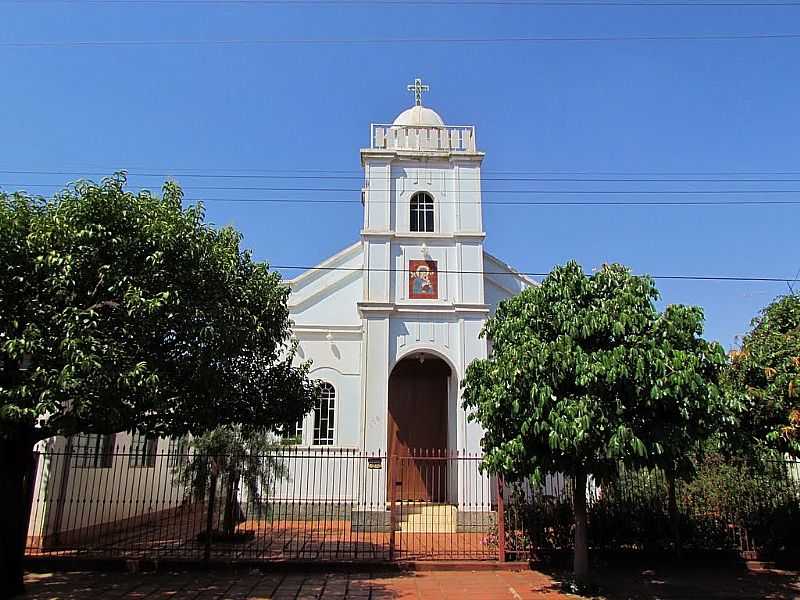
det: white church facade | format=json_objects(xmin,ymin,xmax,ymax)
[
  {"xmin": 25, "ymin": 81, "xmax": 533, "ymax": 549},
  {"xmin": 288, "ymin": 80, "xmax": 532, "ymax": 507}
]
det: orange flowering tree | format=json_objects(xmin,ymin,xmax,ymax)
[{"xmin": 726, "ymin": 294, "xmax": 800, "ymax": 457}]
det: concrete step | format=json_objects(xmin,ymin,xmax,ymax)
[{"xmin": 396, "ymin": 503, "xmax": 457, "ymax": 533}]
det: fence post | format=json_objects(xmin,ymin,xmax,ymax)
[
  {"xmin": 496, "ymin": 475, "xmax": 506, "ymax": 563},
  {"xmin": 204, "ymin": 472, "xmax": 216, "ymax": 563},
  {"xmin": 23, "ymin": 451, "xmax": 41, "ymax": 553},
  {"xmin": 388, "ymin": 455, "xmax": 397, "ymax": 560}
]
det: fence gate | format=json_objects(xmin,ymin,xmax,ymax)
[{"xmin": 388, "ymin": 451, "xmax": 498, "ymax": 560}]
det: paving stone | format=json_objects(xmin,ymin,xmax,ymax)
[{"xmin": 18, "ymin": 565, "xmax": 800, "ymax": 599}]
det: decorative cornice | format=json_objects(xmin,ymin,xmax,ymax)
[
  {"xmin": 361, "ymin": 148, "xmax": 485, "ymax": 164},
  {"xmin": 357, "ymin": 301, "xmax": 490, "ymax": 317},
  {"xmin": 360, "ymin": 230, "xmax": 486, "ymax": 241},
  {"xmin": 292, "ymin": 324, "xmax": 364, "ymax": 334}
]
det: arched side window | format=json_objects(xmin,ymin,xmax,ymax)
[
  {"xmin": 410, "ymin": 192, "xmax": 434, "ymax": 233},
  {"xmin": 313, "ymin": 382, "xmax": 336, "ymax": 446}
]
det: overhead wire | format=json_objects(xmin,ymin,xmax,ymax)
[
  {"xmin": 2, "ymin": 32, "xmax": 800, "ymax": 47},
  {"xmin": 4, "ymin": 179, "xmax": 800, "ymax": 205},
  {"xmin": 271, "ymin": 263, "xmax": 795, "ymax": 283},
  {"xmin": 0, "ymin": 173, "xmax": 793, "ymax": 281},
  {"xmin": 7, "ymin": 181, "xmax": 800, "ymax": 194},
  {"xmin": 5, "ymin": 167, "xmax": 800, "ymax": 177},
  {"xmin": 6, "ymin": 0, "xmax": 800, "ymax": 6},
  {"xmin": 6, "ymin": 169, "xmax": 800, "ymax": 183}
]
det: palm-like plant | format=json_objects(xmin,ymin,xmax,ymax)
[{"xmin": 174, "ymin": 426, "xmax": 288, "ymax": 537}]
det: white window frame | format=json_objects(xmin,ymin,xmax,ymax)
[
  {"xmin": 312, "ymin": 382, "xmax": 337, "ymax": 446},
  {"xmin": 128, "ymin": 431, "xmax": 158, "ymax": 468},
  {"xmin": 409, "ymin": 192, "xmax": 435, "ymax": 233},
  {"xmin": 70, "ymin": 433, "xmax": 115, "ymax": 469}
]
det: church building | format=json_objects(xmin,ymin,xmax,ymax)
[
  {"xmin": 24, "ymin": 81, "xmax": 535, "ymax": 549},
  {"xmin": 287, "ymin": 80, "xmax": 533, "ymax": 502}
]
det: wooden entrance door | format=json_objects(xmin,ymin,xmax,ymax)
[{"xmin": 387, "ymin": 356, "xmax": 449, "ymax": 502}]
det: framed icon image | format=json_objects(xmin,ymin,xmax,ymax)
[{"xmin": 409, "ymin": 260, "xmax": 438, "ymax": 299}]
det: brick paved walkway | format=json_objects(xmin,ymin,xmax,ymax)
[
  {"xmin": 20, "ymin": 569, "xmax": 565, "ymax": 600},
  {"xmin": 18, "ymin": 564, "xmax": 800, "ymax": 599}
]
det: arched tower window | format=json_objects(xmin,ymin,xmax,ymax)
[
  {"xmin": 410, "ymin": 192, "xmax": 434, "ymax": 233},
  {"xmin": 313, "ymin": 382, "xmax": 336, "ymax": 446}
]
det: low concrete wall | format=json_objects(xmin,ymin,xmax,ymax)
[
  {"xmin": 351, "ymin": 510, "xmax": 392, "ymax": 532},
  {"xmin": 253, "ymin": 501, "xmax": 353, "ymax": 522},
  {"xmin": 456, "ymin": 511, "xmax": 496, "ymax": 533}
]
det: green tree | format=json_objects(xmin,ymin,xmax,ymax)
[
  {"xmin": 726, "ymin": 294, "xmax": 800, "ymax": 457},
  {"xmin": 641, "ymin": 304, "xmax": 729, "ymax": 554},
  {"xmin": 174, "ymin": 426, "xmax": 289, "ymax": 538},
  {"xmin": 0, "ymin": 176, "xmax": 317, "ymax": 595},
  {"xmin": 462, "ymin": 261, "xmax": 724, "ymax": 583}
]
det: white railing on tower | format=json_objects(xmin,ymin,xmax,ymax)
[{"xmin": 370, "ymin": 124, "xmax": 477, "ymax": 153}]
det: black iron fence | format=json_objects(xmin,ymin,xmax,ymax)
[
  {"xmin": 25, "ymin": 445, "xmax": 498, "ymax": 562},
  {"xmin": 24, "ymin": 443, "xmax": 800, "ymax": 564},
  {"xmin": 500, "ymin": 458, "xmax": 800, "ymax": 561}
]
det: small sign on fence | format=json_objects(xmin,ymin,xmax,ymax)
[{"xmin": 367, "ymin": 457, "xmax": 382, "ymax": 470}]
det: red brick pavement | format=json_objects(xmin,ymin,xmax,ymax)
[
  {"xmin": 18, "ymin": 564, "xmax": 800, "ymax": 599},
  {"xmin": 19, "ymin": 569, "xmax": 565, "ymax": 600},
  {"xmin": 28, "ymin": 517, "xmax": 496, "ymax": 561}
]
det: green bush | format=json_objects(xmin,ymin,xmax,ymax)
[{"xmin": 503, "ymin": 456, "xmax": 800, "ymax": 557}]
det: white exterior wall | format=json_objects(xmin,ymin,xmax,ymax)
[{"xmin": 27, "ymin": 434, "xmax": 187, "ymax": 546}]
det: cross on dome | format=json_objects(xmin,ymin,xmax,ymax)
[{"xmin": 407, "ymin": 78, "xmax": 429, "ymax": 106}]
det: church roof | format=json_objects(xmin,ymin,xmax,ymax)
[{"xmin": 392, "ymin": 105, "xmax": 445, "ymax": 128}]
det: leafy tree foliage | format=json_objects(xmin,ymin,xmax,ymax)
[
  {"xmin": 462, "ymin": 261, "xmax": 725, "ymax": 581},
  {"xmin": 174, "ymin": 426, "xmax": 289, "ymax": 538},
  {"xmin": 0, "ymin": 176, "xmax": 317, "ymax": 594},
  {"xmin": 726, "ymin": 294, "xmax": 800, "ymax": 457},
  {"xmin": 646, "ymin": 305, "xmax": 729, "ymax": 476},
  {"xmin": 644, "ymin": 305, "xmax": 730, "ymax": 554}
]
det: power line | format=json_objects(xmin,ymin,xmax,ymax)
[
  {"xmin": 5, "ymin": 167, "xmax": 800, "ymax": 177},
  {"xmin": 6, "ymin": 169, "xmax": 800, "ymax": 183},
  {"xmin": 190, "ymin": 197, "xmax": 800, "ymax": 205},
  {"xmin": 5, "ymin": 182, "xmax": 800, "ymax": 195},
  {"xmin": 5, "ymin": 190, "xmax": 800, "ymax": 205},
  {"xmin": 273, "ymin": 263, "xmax": 794, "ymax": 283},
  {"xmin": 3, "ymin": 32, "xmax": 800, "ymax": 47},
  {"xmin": 7, "ymin": 0, "xmax": 800, "ymax": 6}
]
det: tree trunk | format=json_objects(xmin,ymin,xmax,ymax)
[
  {"xmin": 667, "ymin": 470, "xmax": 682, "ymax": 558},
  {"xmin": 221, "ymin": 473, "xmax": 239, "ymax": 537},
  {"xmin": 573, "ymin": 467, "xmax": 589, "ymax": 584},
  {"xmin": 0, "ymin": 429, "xmax": 36, "ymax": 599}
]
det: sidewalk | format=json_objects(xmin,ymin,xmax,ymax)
[
  {"xmin": 19, "ymin": 563, "xmax": 800, "ymax": 599},
  {"xmin": 20, "ymin": 569, "xmax": 564, "ymax": 600}
]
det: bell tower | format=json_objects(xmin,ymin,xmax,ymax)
[
  {"xmin": 358, "ymin": 80, "xmax": 489, "ymax": 457},
  {"xmin": 359, "ymin": 78, "xmax": 487, "ymax": 309}
]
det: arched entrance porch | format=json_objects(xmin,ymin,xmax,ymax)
[{"xmin": 387, "ymin": 353, "xmax": 451, "ymax": 502}]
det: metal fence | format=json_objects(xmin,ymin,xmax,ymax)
[
  {"xmin": 500, "ymin": 459, "xmax": 800, "ymax": 561},
  {"xmin": 25, "ymin": 446, "xmax": 499, "ymax": 562},
  {"xmin": 24, "ymin": 444, "xmax": 800, "ymax": 564}
]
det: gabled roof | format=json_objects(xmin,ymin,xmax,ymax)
[
  {"xmin": 287, "ymin": 240, "xmax": 362, "ymax": 288},
  {"xmin": 286, "ymin": 242, "xmax": 533, "ymax": 315},
  {"xmin": 483, "ymin": 250, "xmax": 537, "ymax": 288},
  {"xmin": 287, "ymin": 241, "xmax": 363, "ymax": 313}
]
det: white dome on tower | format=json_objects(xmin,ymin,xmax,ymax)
[{"xmin": 392, "ymin": 105, "xmax": 445, "ymax": 128}]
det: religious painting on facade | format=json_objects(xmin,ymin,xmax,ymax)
[{"xmin": 409, "ymin": 260, "xmax": 438, "ymax": 299}]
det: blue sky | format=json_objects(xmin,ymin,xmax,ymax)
[{"xmin": 1, "ymin": 1, "xmax": 798, "ymax": 347}]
